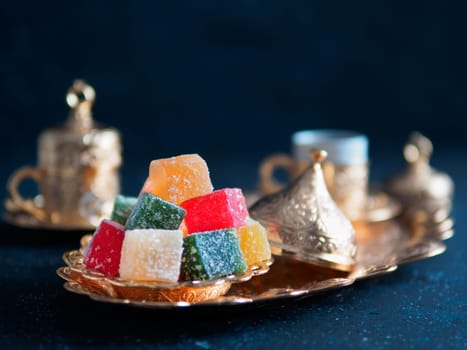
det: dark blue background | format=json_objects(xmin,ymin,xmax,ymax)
[
  {"xmin": 0, "ymin": 2, "xmax": 466, "ymax": 349},
  {"xmin": 1, "ymin": 1, "xmax": 467, "ymax": 180}
]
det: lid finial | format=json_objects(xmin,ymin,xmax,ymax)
[{"xmin": 66, "ymin": 79, "xmax": 95, "ymax": 129}]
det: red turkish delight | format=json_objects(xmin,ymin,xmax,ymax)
[
  {"xmin": 180, "ymin": 188, "xmax": 248, "ymax": 234},
  {"xmin": 83, "ymin": 219, "xmax": 125, "ymax": 276}
]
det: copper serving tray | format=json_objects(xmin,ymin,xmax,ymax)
[{"xmin": 57, "ymin": 210, "xmax": 453, "ymax": 309}]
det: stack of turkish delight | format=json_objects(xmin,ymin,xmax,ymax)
[{"xmin": 83, "ymin": 154, "xmax": 271, "ymax": 283}]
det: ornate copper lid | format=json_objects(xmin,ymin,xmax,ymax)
[
  {"xmin": 39, "ymin": 80, "xmax": 121, "ymax": 170},
  {"xmin": 249, "ymin": 150, "xmax": 356, "ymax": 272},
  {"xmin": 4, "ymin": 80, "xmax": 122, "ymax": 229},
  {"xmin": 385, "ymin": 132, "xmax": 454, "ymax": 216}
]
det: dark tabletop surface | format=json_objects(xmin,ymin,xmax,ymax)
[
  {"xmin": 1, "ymin": 1, "xmax": 467, "ymax": 347},
  {"xmin": 0, "ymin": 148, "xmax": 465, "ymax": 350}
]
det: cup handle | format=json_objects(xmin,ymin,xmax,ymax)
[
  {"xmin": 259, "ymin": 153, "xmax": 296, "ymax": 194},
  {"xmin": 6, "ymin": 166, "xmax": 47, "ymax": 221}
]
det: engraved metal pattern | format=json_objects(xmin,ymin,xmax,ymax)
[
  {"xmin": 258, "ymin": 155, "xmax": 369, "ymax": 221},
  {"xmin": 56, "ymin": 211, "xmax": 452, "ymax": 308},
  {"xmin": 58, "ymin": 267, "xmax": 232, "ymax": 303},
  {"xmin": 4, "ymin": 80, "xmax": 122, "ymax": 230},
  {"xmin": 385, "ymin": 132, "xmax": 454, "ymax": 219},
  {"xmin": 57, "ymin": 234, "xmax": 273, "ymax": 304},
  {"xmin": 249, "ymin": 150, "xmax": 357, "ymax": 271},
  {"xmin": 325, "ymin": 163, "xmax": 368, "ymax": 220}
]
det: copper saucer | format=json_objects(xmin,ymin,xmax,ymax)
[
  {"xmin": 58, "ymin": 233, "xmax": 273, "ymax": 304},
  {"xmin": 57, "ymin": 214, "xmax": 452, "ymax": 308},
  {"xmin": 3, "ymin": 198, "xmax": 96, "ymax": 230}
]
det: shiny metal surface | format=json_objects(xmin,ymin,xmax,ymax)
[
  {"xmin": 385, "ymin": 132, "xmax": 454, "ymax": 220},
  {"xmin": 250, "ymin": 150, "xmax": 357, "ymax": 272},
  {"xmin": 58, "ymin": 234, "xmax": 272, "ymax": 304},
  {"xmin": 57, "ymin": 211, "xmax": 452, "ymax": 308},
  {"xmin": 4, "ymin": 80, "xmax": 122, "ymax": 230},
  {"xmin": 258, "ymin": 130, "xmax": 369, "ymax": 220}
]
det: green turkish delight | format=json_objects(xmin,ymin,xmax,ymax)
[
  {"xmin": 181, "ymin": 228, "xmax": 247, "ymax": 280},
  {"xmin": 110, "ymin": 195, "xmax": 138, "ymax": 225},
  {"xmin": 125, "ymin": 192, "xmax": 186, "ymax": 230}
]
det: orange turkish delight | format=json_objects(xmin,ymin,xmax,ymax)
[
  {"xmin": 141, "ymin": 154, "xmax": 213, "ymax": 204},
  {"xmin": 236, "ymin": 218, "xmax": 271, "ymax": 267}
]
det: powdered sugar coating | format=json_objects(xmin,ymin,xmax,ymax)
[
  {"xmin": 83, "ymin": 219, "xmax": 125, "ymax": 276},
  {"xmin": 180, "ymin": 188, "xmax": 248, "ymax": 234},
  {"xmin": 236, "ymin": 218, "xmax": 272, "ymax": 267},
  {"xmin": 119, "ymin": 229, "xmax": 183, "ymax": 282},
  {"xmin": 141, "ymin": 154, "xmax": 213, "ymax": 204},
  {"xmin": 181, "ymin": 228, "xmax": 247, "ymax": 280},
  {"xmin": 110, "ymin": 195, "xmax": 138, "ymax": 225},
  {"xmin": 125, "ymin": 192, "xmax": 186, "ymax": 230}
]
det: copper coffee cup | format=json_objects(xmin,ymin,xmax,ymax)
[
  {"xmin": 259, "ymin": 130, "xmax": 369, "ymax": 221},
  {"xmin": 6, "ymin": 80, "xmax": 122, "ymax": 229}
]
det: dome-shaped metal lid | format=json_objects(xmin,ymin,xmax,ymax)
[
  {"xmin": 249, "ymin": 150, "xmax": 356, "ymax": 272},
  {"xmin": 38, "ymin": 80, "xmax": 122, "ymax": 169},
  {"xmin": 385, "ymin": 132, "xmax": 454, "ymax": 213}
]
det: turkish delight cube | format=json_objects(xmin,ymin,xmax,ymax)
[
  {"xmin": 236, "ymin": 218, "xmax": 272, "ymax": 267},
  {"xmin": 141, "ymin": 154, "xmax": 213, "ymax": 204},
  {"xmin": 83, "ymin": 219, "xmax": 125, "ymax": 276},
  {"xmin": 180, "ymin": 188, "xmax": 248, "ymax": 234},
  {"xmin": 125, "ymin": 192, "xmax": 186, "ymax": 230},
  {"xmin": 119, "ymin": 229, "xmax": 183, "ymax": 282},
  {"xmin": 181, "ymin": 228, "xmax": 247, "ymax": 280},
  {"xmin": 110, "ymin": 195, "xmax": 138, "ymax": 225}
]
